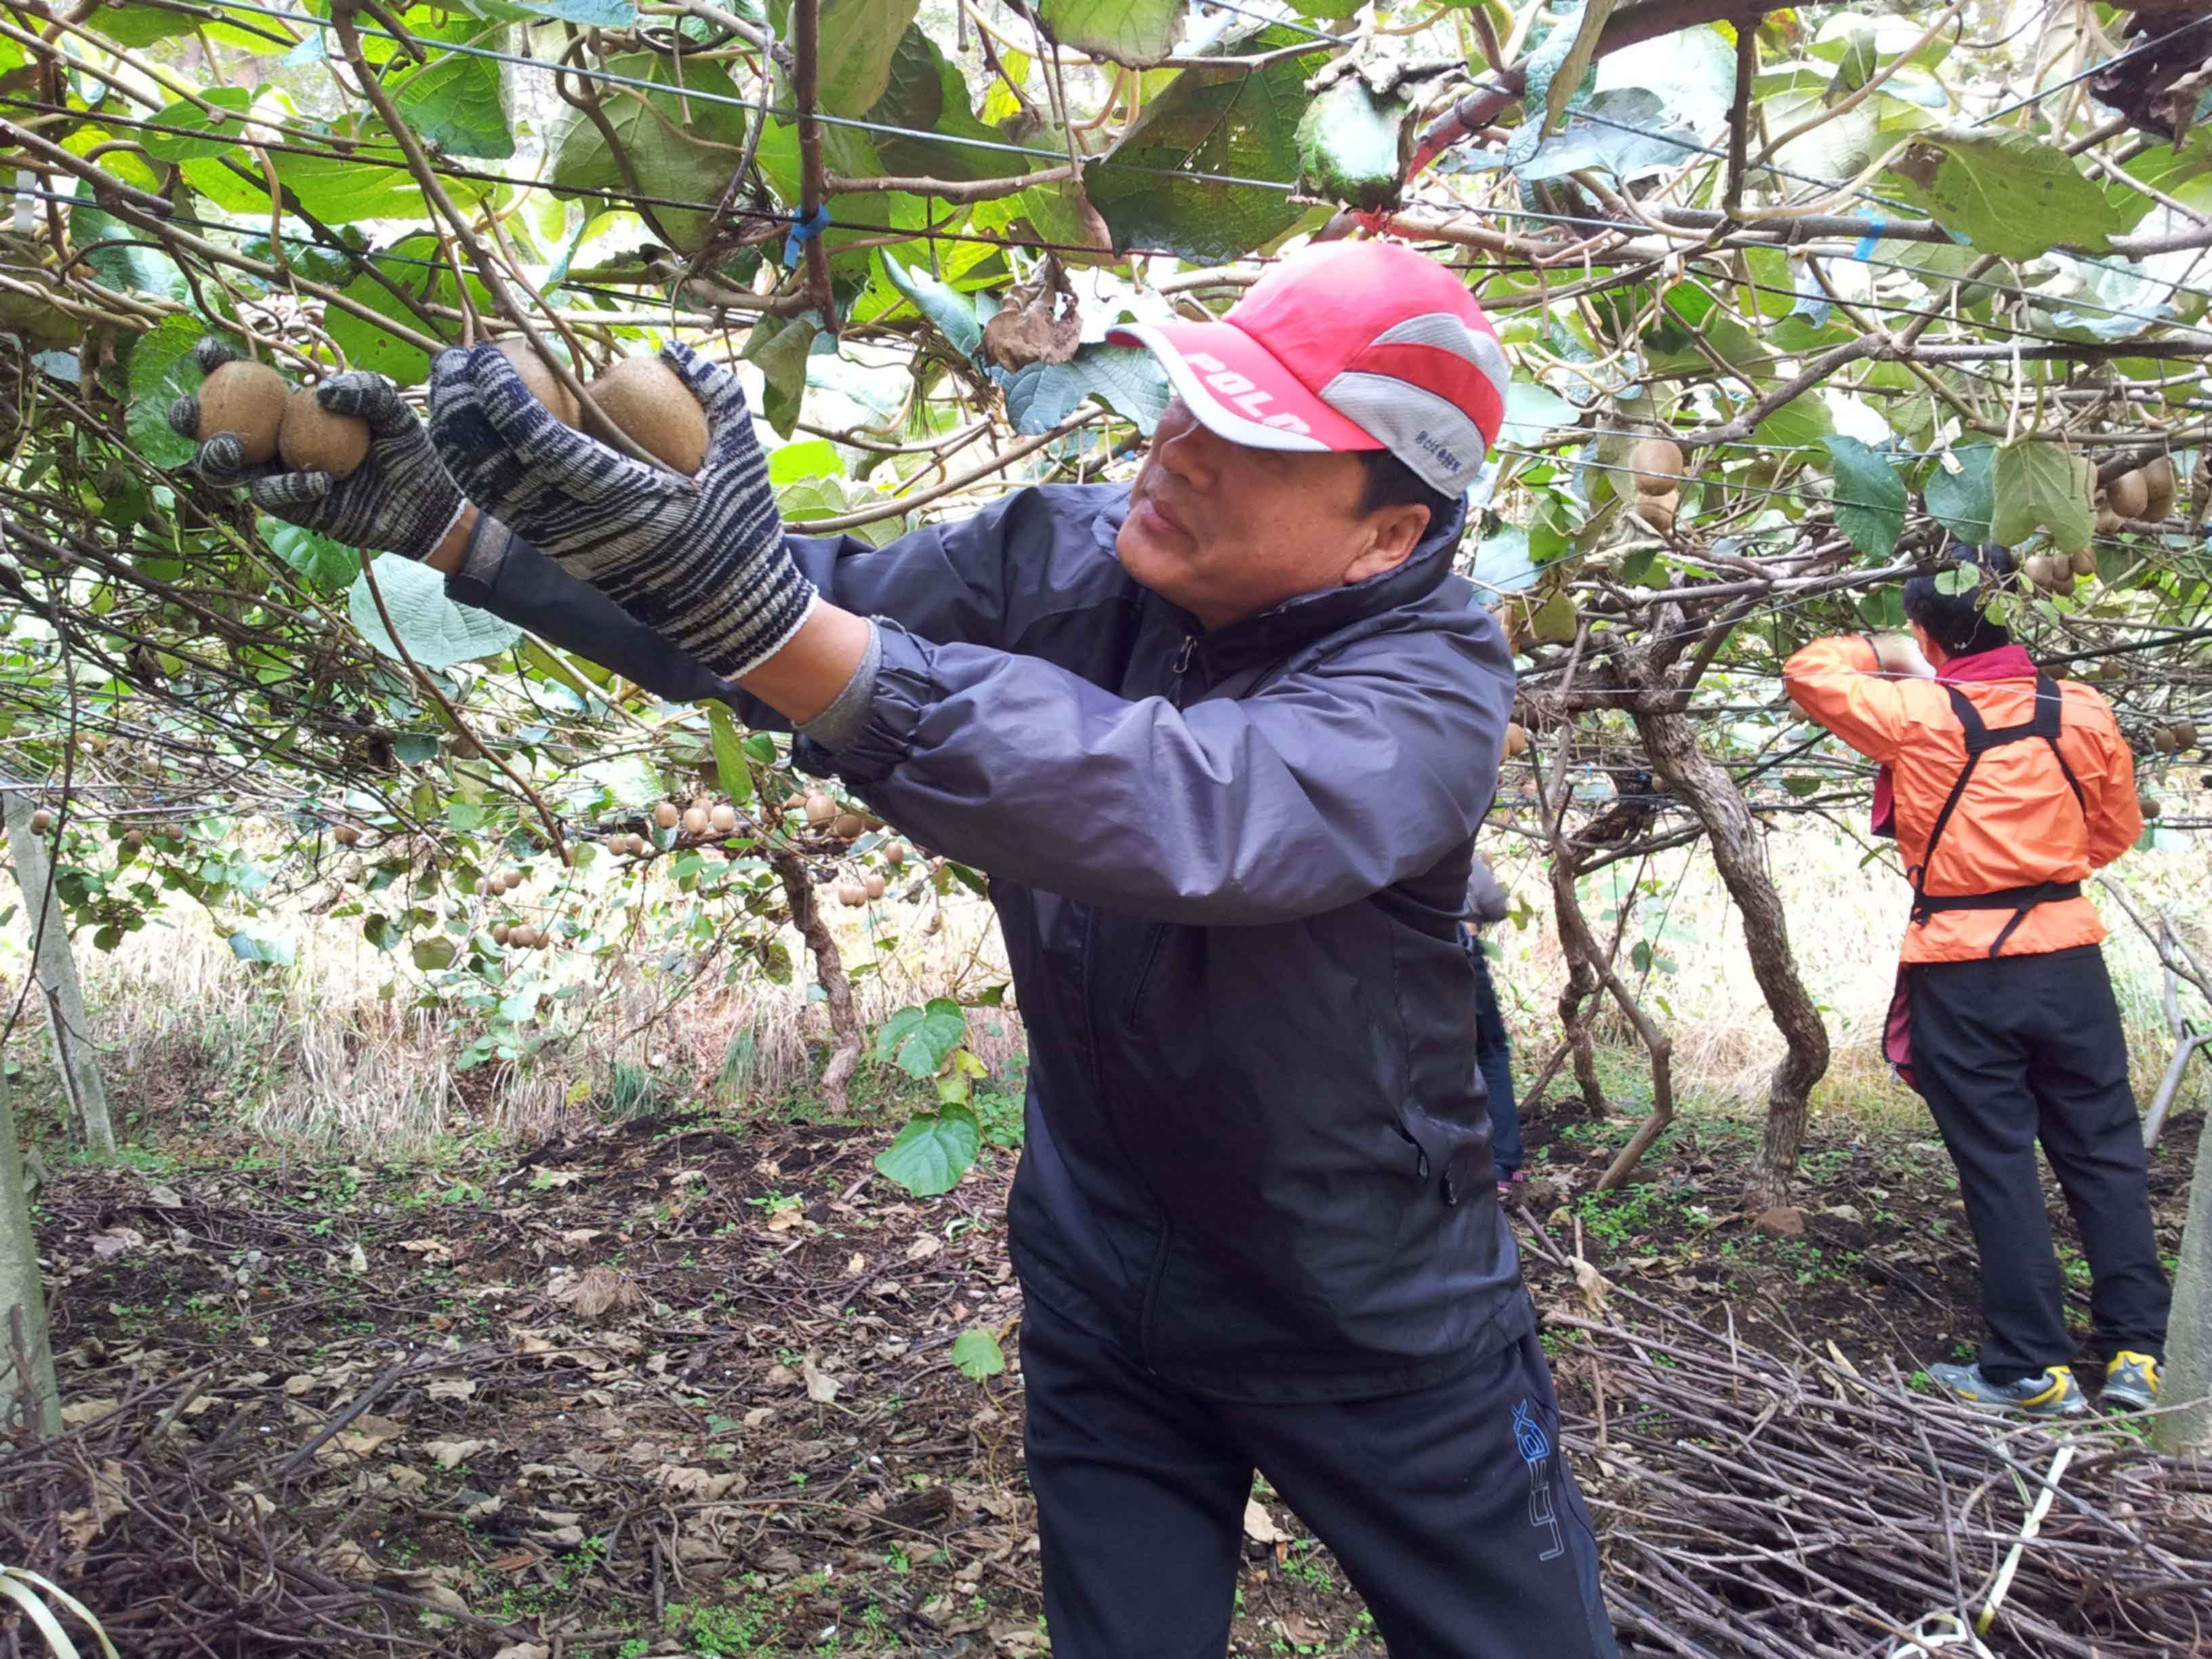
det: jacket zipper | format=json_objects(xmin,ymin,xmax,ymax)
[{"xmin": 1170, "ymin": 633, "xmax": 1197, "ymax": 706}]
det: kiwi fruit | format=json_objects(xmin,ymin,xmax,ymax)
[
  {"xmin": 1635, "ymin": 490, "xmax": 1678, "ymax": 535},
  {"xmin": 29, "ymin": 806, "xmax": 51, "ymax": 833},
  {"xmin": 681, "ymin": 806, "xmax": 710, "ymax": 835},
  {"xmin": 589, "ymin": 356, "xmax": 710, "ymax": 476},
  {"xmin": 1502, "ymin": 721, "xmax": 1529, "ymax": 759},
  {"xmin": 509, "ymin": 924, "xmax": 539, "ymax": 949},
  {"xmin": 864, "ymin": 874, "xmax": 886, "ymax": 901},
  {"xmin": 197, "ymin": 360, "xmax": 288, "ymax": 464},
  {"xmin": 1628, "ymin": 438, "xmax": 1683, "ymax": 495},
  {"xmin": 495, "ymin": 337, "xmax": 581, "ymax": 428},
  {"xmin": 2154, "ymin": 727, "xmax": 2180, "ymax": 754},
  {"xmin": 2068, "ymin": 547, "xmax": 2096, "ymax": 577},
  {"xmin": 710, "ymin": 803, "xmax": 737, "ymax": 834},
  {"xmin": 2139, "ymin": 455, "xmax": 2177, "ymax": 522},
  {"xmin": 279, "ymin": 385, "xmax": 371, "ymax": 478},
  {"xmin": 832, "ymin": 813, "xmax": 865, "ymax": 840},
  {"xmin": 493, "ymin": 922, "xmax": 510, "ymax": 945},
  {"xmin": 654, "ymin": 802, "xmax": 680, "ymax": 830},
  {"xmin": 883, "ymin": 840, "xmax": 907, "ymax": 869},
  {"xmin": 2106, "ymin": 468, "xmax": 2149, "ymax": 521},
  {"xmin": 2096, "ymin": 506, "xmax": 2123, "ymax": 536},
  {"xmin": 804, "ymin": 792, "xmax": 837, "ymax": 827},
  {"xmin": 333, "ymin": 822, "xmax": 362, "ymax": 846},
  {"xmin": 604, "ymin": 832, "xmax": 629, "ymax": 855},
  {"xmin": 2175, "ymin": 720, "xmax": 2199, "ymax": 750},
  {"xmin": 838, "ymin": 882, "xmax": 868, "ymax": 908},
  {"xmin": 125, "ymin": 829, "xmax": 145, "ymax": 849},
  {"xmin": 2141, "ymin": 795, "xmax": 2162, "ymax": 820}
]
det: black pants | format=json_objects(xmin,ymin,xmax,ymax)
[
  {"xmin": 1018, "ymin": 1289, "xmax": 1618, "ymax": 1658},
  {"xmin": 1906, "ymin": 945, "xmax": 2170, "ymax": 1382}
]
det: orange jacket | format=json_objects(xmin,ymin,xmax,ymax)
[{"xmin": 1782, "ymin": 636, "xmax": 2140, "ymax": 964}]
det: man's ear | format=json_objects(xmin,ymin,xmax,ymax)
[{"xmin": 1343, "ymin": 504, "xmax": 1431, "ymax": 586}]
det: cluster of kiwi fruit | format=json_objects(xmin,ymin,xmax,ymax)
[
  {"xmin": 196, "ymin": 359, "xmax": 373, "ymax": 478},
  {"xmin": 2095, "ymin": 457, "xmax": 2177, "ymax": 535},
  {"xmin": 491, "ymin": 340, "xmax": 709, "ymax": 475},
  {"xmin": 193, "ymin": 340, "xmax": 710, "ymax": 480},
  {"xmin": 662, "ymin": 798, "xmax": 744, "ymax": 839},
  {"xmin": 2150, "ymin": 719, "xmax": 2200, "ymax": 754},
  {"xmin": 1626, "ymin": 437, "xmax": 1687, "ymax": 535},
  {"xmin": 2020, "ymin": 548, "xmax": 2097, "ymax": 594},
  {"xmin": 492, "ymin": 921, "xmax": 552, "ymax": 950}
]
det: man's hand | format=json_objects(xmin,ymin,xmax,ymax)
[
  {"xmin": 166, "ymin": 339, "xmax": 464, "ymax": 561},
  {"xmin": 426, "ymin": 341, "xmax": 816, "ymax": 681},
  {"xmin": 1868, "ymin": 632, "xmax": 1933, "ymax": 679}
]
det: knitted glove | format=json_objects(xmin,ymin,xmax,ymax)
[
  {"xmin": 427, "ymin": 340, "xmax": 814, "ymax": 680},
  {"xmin": 166, "ymin": 340, "xmax": 464, "ymax": 560}
]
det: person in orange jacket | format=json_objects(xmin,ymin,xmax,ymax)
[{"xmin": 1784, "ymin": 543, "xmax": 2167, "ymax": 1418}]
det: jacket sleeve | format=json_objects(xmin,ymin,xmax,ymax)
[
  {"xmin": 2082, "ymin": 707, "xmax": 2144, "ymax": 868},
  {"xmin": 819, "ymin": 617, "xmax": 1515, "ymax": 926},
  {"xmin": 443, "ymin": 529, "xmax": 735, "ymax": 706},
  {"xmin": 1782, "ymin": 635, "xmax": 1906, "ymax": 762},
  {"xmin": 720, "ymin": 490, "xmax": 1065, "ymax": 731}
]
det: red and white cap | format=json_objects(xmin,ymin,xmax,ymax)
[{"xmin": 1107, "ymin": 240, "xmax": 1510, "ymax": 499}]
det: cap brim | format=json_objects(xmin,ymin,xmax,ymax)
[{"xmin": 1106, "ymin": 321, "xmax": 1381, "ymax": 454}]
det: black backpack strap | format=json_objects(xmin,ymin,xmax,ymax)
[
  {"xmin": 2028, "ymin": 674, "xmax": 2088, "ymax": 815},
  {"xmin": 1909, "ymin": 685, "xmax": 1987, "ymax": 924}
]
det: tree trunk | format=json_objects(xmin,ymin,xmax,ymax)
[
  {"xmin": 769, "ymin": 847, "xmax": 863, "ymax": 1114},
  {"xmin": 2156, "ymin": 1111, "xmax": 2212, "ymax": 1452},
  {"xmin": 1549, "ymin": 857, "xmax": 1675, "ymax": 1192},
  {"xmin": 2, "ymin": 782, "xmax": 115, "ymax": 1154},
  {"xmin": 0, "ymin": 1065, "xmax": 60, "ymax": 1436},
  {"xmin": 1631, "ymin": 704, "xmax": 1829, "ymax": 1208}
]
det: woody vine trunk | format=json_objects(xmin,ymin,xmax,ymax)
[{"xmin": 1631, "ymin": 701, "xmax": 1830, "ymax": 1208}]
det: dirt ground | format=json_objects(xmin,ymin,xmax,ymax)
[{"xmin": 17, "ymin": 1086, "xmax": 2206, "ymax": 1657}]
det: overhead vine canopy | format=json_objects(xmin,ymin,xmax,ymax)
[{"xmin": 0, "ymin": 0, "xmax": 2206, "ymax": 1185}]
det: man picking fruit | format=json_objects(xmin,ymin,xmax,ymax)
[
  {"xmin": 170, "ymin": 241, "xmax": 1616, "ymax": 1657},
  {"xmin": 1784, "ymin": 546, "xmax": 2168, "ymax": 1418}
]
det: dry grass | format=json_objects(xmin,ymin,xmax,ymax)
[
  {"xmin": 1482, "ymin": 821, "xmax": 2210, "ymax": 1128},
  {"xmin": 3, "ymin": 821, "xmax": 2203, "ymax": 1159}
]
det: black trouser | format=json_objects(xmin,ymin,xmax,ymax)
[
  {"xmin": 1906, "ymin": 945, "xmax": 2170, "ymax": 1382},
  {"xmin": 1018, "ymin": 1289, "xmax": 1618, "ymax": 1658}
]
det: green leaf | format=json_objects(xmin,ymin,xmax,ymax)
[
  {"xmin": 325, "ymin": 232, "xmax": 493, "ymax": 384},
  {"xmin": 1090, "ymin": 25, "xmax": 1332, "ymax": 262},
  {"xmin": 1531, "ymin": 0, "xmax": 1622, "ymax": 137},
  {"xmin": 125, "ymin": 314, "xmax": 205, "ymax": 470},
  {"xmin": 743, "ymin": 312, "xmax": 819, "ymax": 439},
  {"xmin": 392, "ymin": 50, "xmax": 515, "ymax": 161},
  {"xmin": 1818, "ymin": 436, "xmax": 1905, "ymax": 558},
  {"xmin": 264, "ymin": 520, "xmax": 361, "ymax": 592},
  {"xmin": 856, "ymin": 25, "xmax": 1032, "ymax": 184},
  {"xmin": 411, "ymin": 936, "xmax": 459, "ymax": 970},
  {"xmin": 873, "ymin": 1105, "xmax": 980, "ymax": 1197},
  {"xmin": 349, "ymin": 554, "xmax": 523, "ymax": 668},
  {"xmin": 546, "ymin": 53, "xmax": 751, "ymax": 252},
  {"xmin": 140, "ymin": 88, "xmax": 252, "ymax": 161},
  {"xmin": 1294, "ymin": 79, "xmax": 1409, "ymax": 211},
  {"xmin": 1886, "ymin": 126, "xmax": 2139, "ymax": 261},
  {"xmin": 707, "ymin": 703, "xmax": 752, "ymax": 804},
  {"xmin": 1038, "ymin": 0, "xmax": 1181, "ymax": 65},
  {"xmin": 879, "ymin": 252, "xmax": 984, "ymax": 358},
  {"xmin": 1754, "ymin": 392, "xmax": 1833, "ymax": 453},
  {"xmin": 94, "ymin": 3, "xmax": 202, "ymax": 46},
  {"xmin": 1990, "ymin": 440, "xmax": 2093, "ymax": 554},
  {"xmin": 770, "ymin": 0, "xmax": 917, "ymax": 117},
  {"xmin": 505, "ymin": 0, "xmax": 638, "ymax": 22},
  {"xmin": 1004, "ymin": 344, "xmax": 1168, "ymax": 435},
  {"xmin": 227, "ymin": 930, "xmax": 294, "ymax": 966},
  {"xmin": 1591, "ymin": 23, "xmax": 1737, "ymax": 134},
  {"xmin": 950, "ymin": 1326, "xmax": 1007, "ymax": 1379},
  {"xmin": 1513, "ymin": 87, "xmax": 1702, "ymax": 185},
  {"xmin": 1924, "ymin": 444, "xmax": 1996, "ymax": 544},
  {"xmin": 883, "ymin": 998, "xmax": 968, "ymax": 1080}
]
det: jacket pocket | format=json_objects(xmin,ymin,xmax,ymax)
[{"xmin": 1120, "ymin": 922, "xmax": 1169, "ymax": 1029}]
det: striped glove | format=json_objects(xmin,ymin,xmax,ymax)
[
  {"xmin": 427, "ymin": 342, "xmax": 815, "ymax": 681},
  {"xmin": 165, "ymin": 340, "xmax": 464, "ymax": 560}
]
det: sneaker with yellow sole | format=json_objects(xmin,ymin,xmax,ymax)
[
  {"xmin": 2102, "ymin": 1351, "xmax": 2160, "ymax": 1411},
  {"xmin": 1927, "ymin": 1361, "xmax": 2087, "ymax": 1418}
]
